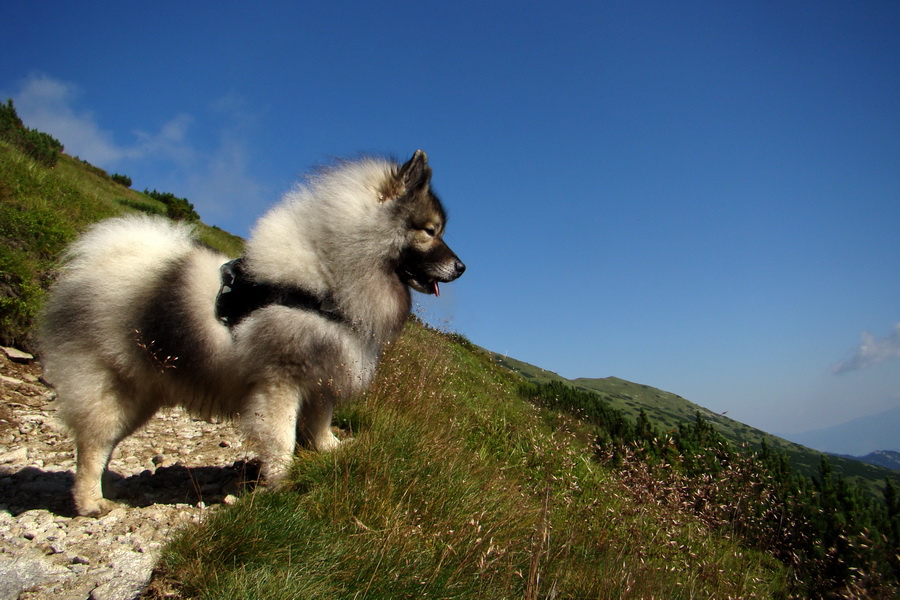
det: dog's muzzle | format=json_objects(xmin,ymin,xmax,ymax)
[{"xmin": 400, "ymin": 256, "xmax": 465, "ymax": 297}]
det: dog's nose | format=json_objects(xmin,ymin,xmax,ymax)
[{"xmin": 453, "ymin": 259, "xmax": 466, "ymax": 278}]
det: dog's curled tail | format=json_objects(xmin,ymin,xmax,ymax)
[{"xmin": 61, "ymin": 215, "xmax": 199, "ymax": 273}]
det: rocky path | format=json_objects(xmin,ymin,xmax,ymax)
[{"xmin": 0, "ymin": 348, "xmax": 255, "ymax": 600}]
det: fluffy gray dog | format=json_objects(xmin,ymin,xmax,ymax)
[{"xmin": 39, "ymin": 150, "xmax": 465, "ymax": 516}]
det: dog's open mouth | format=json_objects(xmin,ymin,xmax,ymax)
[
  {"xmin": 401, "ymin": 270, "xmax": 441, "ymax": 296},
  {"xmin": 398, "ymin": 253, "xmax": 464, "ymax": 298}
]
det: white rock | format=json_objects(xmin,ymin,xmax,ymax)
[
  {"xmin": 0, "ymin": 447, "xmax": 27, "ymax": 464},
  {"xmin": 89, "ymin": 548, "xmax": 155, "ymax": 600},
  {"xmin": 0, "ymin": 550, "xmax": 70, "ymax": 599},
  {"xmin": 0, "ymin": 346, "xmax": 33, "ymax": 363}
]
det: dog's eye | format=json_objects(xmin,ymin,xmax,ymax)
[{"xmin": 423, "ymin": 227, "xmax": 437, "ymax": 237}]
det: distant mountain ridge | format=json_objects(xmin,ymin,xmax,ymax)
[
  {"xmin": 831, "ymin": 450, "xmax": 900, "ymax": 472},
  {"xmin": 490, "ymin": 351, "xmax": 900, "ymax": 497},
  {"xmin": 780, "ymin": 406, "xmax": 900, "ymax": 456}
]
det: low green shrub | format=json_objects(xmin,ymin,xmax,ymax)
[
  {"xmin": 111, "ymin": 172, "xmax": 132, "ymax": 187},
  {"xmin": 0, "ymin": 99, "xmax": 63, "ymax": 167}
]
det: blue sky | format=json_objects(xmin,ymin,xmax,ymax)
[{"xmin": 2, "ymin": 1, "xmax": 898, "ymax": 438}]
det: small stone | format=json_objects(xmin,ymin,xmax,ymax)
[
  {"xmin": 47, "ymin": 543, "xmax": 65, "ymax": 555},
  {"xmin": 1, "ymin": 346, "xmax": 33, "ymax": 363},
  {"xmin": 219, "ymin": 440, "xmax": 231, "ymax": 448},
  {"xmin": 0, "ymin": 447, "xmax": 28, "ymax": 464},
  {"xmin": 223, "ymin": 494, "xmax": 238, "ymax": 505}
]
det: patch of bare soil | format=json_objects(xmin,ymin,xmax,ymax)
[{"xmin": 0, "ymin": 348, "xmax": 255, "ymax": 600}]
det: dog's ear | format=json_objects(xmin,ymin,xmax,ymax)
[{"xmin": 398, "ymin": 149, "xmax": 431, "ymax": 192}]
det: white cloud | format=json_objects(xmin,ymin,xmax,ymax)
[
  {"xmin": 5, "ymin": 74, "xmax": 271, "ymax": 229},
  {"xmin": 9, "ymin": 73, "xmax": 194, "ymax": 167},
  {"xmin": 13, "ymin": 74, "xmax": 124, "ymax": 164},
  {"xmin": 131, "ymin": 113, "xmax": 196, "ymax": 165},
  {"xmin": 184, "ymin": 132, "xmax": 267, "ymax": 227},
  {"xmin": 832, "ymin": 323, "xmax": 900, "ymax": 374}
]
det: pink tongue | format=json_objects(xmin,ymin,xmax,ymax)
[{"xmin": 433, "ymin": 281, "xmax": 440, "ymax": 297}]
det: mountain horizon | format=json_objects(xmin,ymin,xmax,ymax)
[{"xmin": 779, "ymin": 405, "xmax": 900, "ymax": 456}]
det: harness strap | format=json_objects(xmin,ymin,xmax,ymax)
[{"xmin": 215, "ymin": 258, "xmax": 344, "ymax": 327}]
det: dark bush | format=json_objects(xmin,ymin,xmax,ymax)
[
  {"xmin": 0, "ymin": 99, "xmax": 64, "ymax": 167},
  {"xmin": 111, "ymin": 173, "xmax": 132, "ymax": 187},
  {"xmin": 143, "ymin": 188, "xmax": 200, "ymax": 222}
]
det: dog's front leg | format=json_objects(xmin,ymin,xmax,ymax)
[
  {"xmin": 241, "ymin": 380, "xmax": 302, "ymax": 487},
  {"xmin": 297, "ymin": 394, "xmax": 342, "ymax": 451}
]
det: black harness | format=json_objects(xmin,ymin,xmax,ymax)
[{"xmin": 215, "ymin": 258, "xmax": 345, "ymax": 327}]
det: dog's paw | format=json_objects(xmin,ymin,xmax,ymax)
[
  {"xmin": 75, "ymin": 497, "xmax": 118, "ymax": 518},
  {"xmin": 315, "ymin": 431, "xmax": 343, "ymax": 452},
  {"xmin": 259, "ymin": 458, "xmax": 291, "ymax": 489}
]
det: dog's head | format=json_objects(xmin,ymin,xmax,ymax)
[{"xmin": 384, "ymin": 150, "xmax": 465, "ymax": 296}]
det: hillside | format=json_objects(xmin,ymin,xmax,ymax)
[
  {"xmin": 0, "ymin": 100, "xmax": 243, "ymax": 349},
  {"xmin": 148, "ymin": 324, "xmax": 790, "ymax": 599},
  {"xmin": 492, "ymin": 352, "xmax": 900, "ymax": 497},
  {"xmin": 2, "ymin": 109, "xmax": 898, "ymax": 597}
]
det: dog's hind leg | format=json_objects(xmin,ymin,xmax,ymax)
[
  {"xmin": 72, "ymin": 436, "xmax": 119, "ymax": 517},
  {"xmin": 64, "ymin": 383, "xmax": 158, "ymax": 516},
  {"xmin": 241, "ymin": 380, "xmax": 303, "ymax": 488}
]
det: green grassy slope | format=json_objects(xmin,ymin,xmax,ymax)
[
  {"xmin": 152, "ymin": 324, "xmax": 787, "ymax": 599},
  {"xmin": 492, "ymin": 351, "xmax": 900, "ymax": 497}
]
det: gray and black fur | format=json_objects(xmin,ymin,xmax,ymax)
[{"xmin": 39, "ymin": 150, "xmax": 464, "ymax": 516}]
